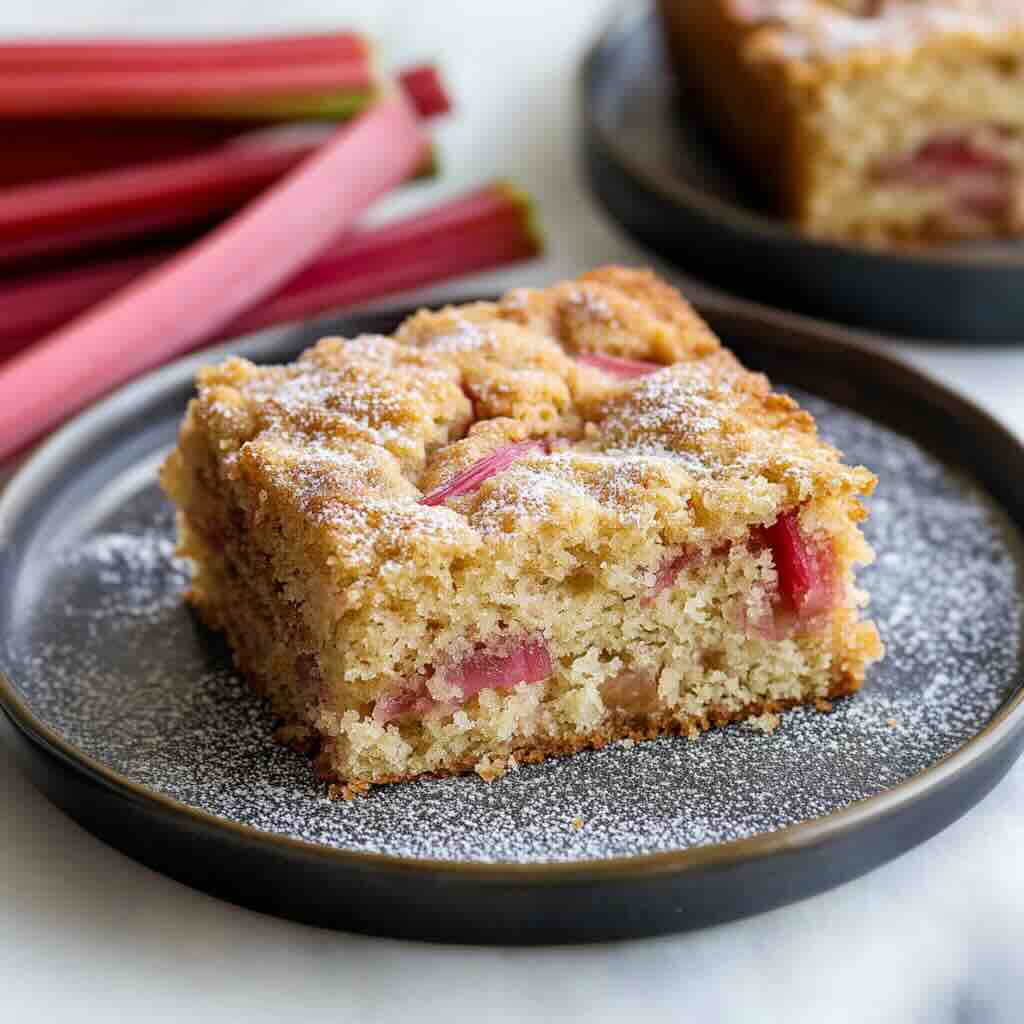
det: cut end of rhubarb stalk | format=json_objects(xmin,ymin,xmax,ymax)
[
  {"xmin": 397, "ymin": 64, "xmax": 452, "ymax": 119},
  {"xmin": 493, "ymin": 179, "xmax": 545, "ymax": 257},
  {"xmin": 420, "ymin": 441, "xmax": 546, "ymax": 506}
]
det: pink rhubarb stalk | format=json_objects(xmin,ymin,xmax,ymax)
[
  {"xmin": 0, "ymin": 252, "xmax": 168, "ymax": 355},
  {"xmin": 0, "ymin": 182, "xmax": 541, "ymax": 354},
  {"xmin": 577, "ymin": 351, "xmax": 661, "ymax": 378},
  {"xmin": 0, "ymin": 95, "xmax": 427, "ymax": 460},
  {"xmin": 420, "ymin": 441, "xmax": 547, "ymax": 506}
]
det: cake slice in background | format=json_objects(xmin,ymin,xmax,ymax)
[{"xmin": 658, "ymin": 0, "xmax": 1024, "ymax": 244}]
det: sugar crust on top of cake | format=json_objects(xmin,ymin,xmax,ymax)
[{"xmin": 728, "ymin": 0, "xmax": 1024, "ymax": 63}]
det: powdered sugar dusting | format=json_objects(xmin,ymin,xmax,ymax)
[
  {"xmin": 6, "ymin": 391, "xmax": 1022, "ymax": 863},
  {"xmin": 732, "ymin": 0, "xmax": 1024, "ymax": 60}
]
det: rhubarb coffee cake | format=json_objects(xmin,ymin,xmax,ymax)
[
  {"xmin": 659, "ymin": 0, "xmax": 1024, "ymax": 244},
  {"xmin": 161, "ymin": 267, "xmax": 882, "ymax": 796}
]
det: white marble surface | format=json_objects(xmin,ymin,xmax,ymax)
[{"xmin": 2, "ymin": 2, "xmax": 1024, "ymax": 1021}]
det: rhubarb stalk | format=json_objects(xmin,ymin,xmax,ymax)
[
  {"xmin": 397, "ymin": 65, "xmax": 451, "ymax": 119},
  {"xmin": 0, "ymin": 182, "xmax": 541, "ymax": 352},
  {"xmin": 0, "ymin": 119, "xmax": 251, "ymax": 187},
  {"xmin": 206, "ymin": 65, "xmax": 450, "ymax": 123},
  {"xmin": 0, "ymin": 96, "xmax": 427, "ymax": 460},
  {"xmin": 0, "ymin": 64, "xmax": 446, "ymax": 189},
  {"xmin": 226, "ymin": 182, "xmax": 540, "ymax": 336},
  {"xmin": 0, "ymin": 33, "xmax": 370, "ymax": 70},
  {"xmin": 0, "ymin": 127, "xmax": 333, "ymax": 266},
  {"xmin": 0, "ymin": 67, "xmax": 447, "ymax": 266},
  {"xmin": 0, "ymin": 251, "xmax": 167, "ymax": 356},
  {"xmin": 0, "ymin": 61, "xmax": 376, "ymax": 117}
]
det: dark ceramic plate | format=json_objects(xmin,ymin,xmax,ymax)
[
  {"xmin": 2, "ymin": 301, "xmax": 1024, "ymax": 945},
  {"xmin": 581, "ymin": 5, "xmax": 1024, "ymax": 341}
]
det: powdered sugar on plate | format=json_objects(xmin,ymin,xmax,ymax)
[{"xmin": 7, "ymin": 390, "xmax": 1022, "ymax": 864}]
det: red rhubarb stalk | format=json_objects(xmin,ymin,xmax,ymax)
[
  {"xmin": 0, "ymin": 33, "xmax": 370, "ymax": 70},
  {"xmin": 226, "ymin": 222, "xmax": 534, "ymax": 336},
  {"xmin": 0, "ymin": 127, "xmax": 334, "ymax": 266},
  {"xmin": 0, "ymin": 119, "xmax": 256, "ymax": 187},
  {"xmin": 0, "ymin": 182, "xmax": 541, "ymax": 351},
  {"xmin": 0, "ymin": 63, "xmax": 445, "ymax": 188},
  {"xmin": 577, "ymin": 351, "xmax": 661, "ymax": 378},
  {"xmin": 0, "ymin": 96, "xmax": 427, "ymax": 460},
  {"xmin": 0, "ymin": 62, "xmax": 376, "ymax": 117},
  {"xmin": 179, "ymin": 63, "xmax": 448, "ymax": 123}
]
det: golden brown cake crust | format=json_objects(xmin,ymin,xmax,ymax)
[{"xmin": 320, "ymin": 679, "xmax": 862, "ymax": 799}]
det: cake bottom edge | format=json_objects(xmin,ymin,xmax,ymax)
[{"xmin": 316, "ymin": 679, "xmax": 859, "ymax": 800}]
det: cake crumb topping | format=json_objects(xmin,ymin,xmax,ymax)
[{"xmin": 182, "ymin": 266, "xmax": 874, "ymax": 575}]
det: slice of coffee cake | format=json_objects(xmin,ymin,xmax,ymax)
[
  {"xmin": 659, "ymin": 0, "xmax": 1024, "ymax": 244},
  {"xmin": 161, "ymin": 267, "xmax": 882, "ymax": 796}
]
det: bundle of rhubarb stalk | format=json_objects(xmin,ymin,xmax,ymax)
[{"xmin": 0, "ymin": 32, "xmax": 542, "ymax": 459}]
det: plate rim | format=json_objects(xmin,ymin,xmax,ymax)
[
  {"xmin": 582, "ymin": 2, "xmax": 1024, "ymax": 271},
  {"xmin": 3, "ymin": 298, "xmax": 1024, "ymax": 884}
]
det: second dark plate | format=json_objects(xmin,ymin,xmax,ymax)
[{"xmin": 581, "ymin": 4, "xmax": 1024, "ymax": 341}]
